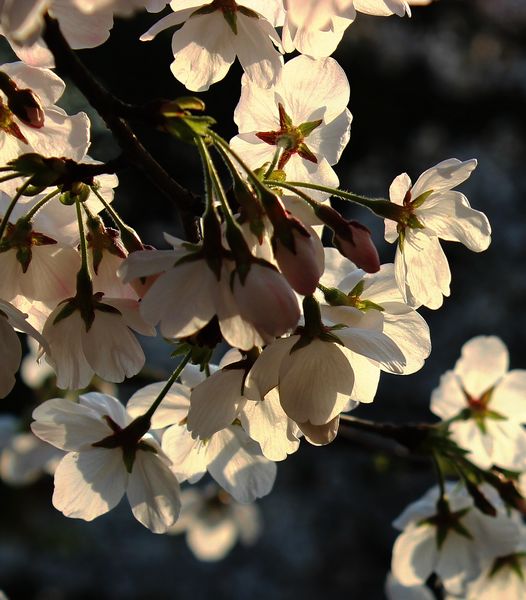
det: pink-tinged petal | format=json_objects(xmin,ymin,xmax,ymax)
[
  {"xmin": 430, "ymin": 371, "xmax": 466, "ymax": 420},
  {"xmin": 206, "ymin": 425, "xmax": 277, "ymax": 503},
  {"xmin": 161, "ymin": 424, "xmax": 207, "ymax": 483},
  {"xmin": 491, "ymin": 370, "xmax": 526, "ymax": 422},
  {"xmin": 455, "ymin": 336, "xmax": 509, "ymax": 398},
  {"xmin": 298, "ymin": 416, "xmax": 339, "ymax": 446},
  {"xmin": 31, "ymin": 397, "xmax": 113, "ymax": 450},
  {"xmin": 279, "ymin": 339, "xmax": 355, "ymax": 425},
  {"xmin": 391, "ymin": 524, "xmax": 437, "ymax": 587},
  {"xmin": 215, "ymin": 273, "xmax": 267, "ymax": 351},
  {"xmin": 244, "ymin": 336, "xmax": 297, "ymax": 402},
  {"xmin": 127, "ymin": 382, "xmax": 191, "ymax": 429},
  {"xmin": 187, "ymin": 368, "xmax": 246, "ymax": 439},
  {"xmin": 82, "ymin": 311, "xmax": 145, "ymax": 383},
  {"xmin": 232, "ymin": 264, "xmax": 300, "ymax": 340},
  {"xmin": 52, "ymin": 448, "xmax": 127, "ymax": 521},
  {"xmin": 274, "ymin": 226, "xmax": 324, "ymax": 295},
  {"xmin": 140, "ymin": 260, "xmax": 216, "ymax": 338},
  {"xmin": 239, "ymin": 388, "xmax": 300, "ymax": 460},
  {"xmin": 127, "ymin": 449, "xmax": 181, "ymax": 533},
  {"xmin": 417, "ymin": 191, "xmax": 491, "ymax": 252},
  {"xmin": 0, "ymin": 61, "xmax": 65, "ymax": 105},
  {"xmin": 170, "ymin": 13, "xmax": 236, "ymax": 91}
]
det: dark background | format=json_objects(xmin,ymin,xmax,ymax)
[{"xmin": 1, "ymin": 0, "xmax": 526, "ymax": 598}]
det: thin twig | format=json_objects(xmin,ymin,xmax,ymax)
[{"xmin": 42, "ymin": 15, "xmax": 201, "ymax": 242}]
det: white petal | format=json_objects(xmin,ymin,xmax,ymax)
[
  {"xmin": 127, "ymin": 381, "xmax": 191, "ymax": 429},
  {"xmin": 491, "ymin": 370, "xmax": 526, "ymax": 422},
  {"xmin": 455, "ymin": 336, "xmax": 509, "ymax": 398},
  {"xmin": 187, "ymin": 368, "xmax": 246, "ymax": 439},
  {"xmin": 127, "ymin": 449, "xmax": 181, "ymax": 533},
  {"xmin": 52, "ymin": 448, "xmax": 127, "ymax": 521},
  {"xmin": 391, "ymin": 524, "xmax": 437, "ymax": 587},
  {"xmin": 206, "ymin": 425, "xmax": 276, "ymax": 503},
  {"xmin": 279, "ymin": 339, "xmax": 355, "ymax": 425},
  {"xmin": 161, "ymin": 424, "xmax": 207, "ymax": 483}
]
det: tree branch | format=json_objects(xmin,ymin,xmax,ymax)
[{"xmin": 41, "ymin": 15, "xmax": 201, "ymax": 243}]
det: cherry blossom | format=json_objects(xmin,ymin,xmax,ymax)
[
  {"xmin": 230, "ymin": 54, "xmax": 352, "ymax": 195},
  {"xmin": 31, "ymin": 392, "xmax": 181, "ymax": 532},
  {"xmin": 431, "ymin": 336, "xmax": 526, "ymax": 471},
  {"xmin": 42, "ymin": 296, "xmax": 155, "ymax": 389},
  {"xmin": 391, "ymin": 483, "xmax": 521, "ymax": 595},
  {"xmin": 385, "ymin": 158, "xmax": 491, "ymax": 309},
  {"xmin": 0, "ymin": 297, "xmax": 48, "ymax": 397},
  {"xmin": 141, "ymin": 0, "xmax": 285, "ymax": 92},
  {"xmin": 126, "ymin": 375, "xmax": 277, "ymax": 504},
  {"xmin": 168, "ymin": 485, "xmax": 262, "ymax": 561},
  {"xmin": 0, "ymin": 61, "xmax": 90, "ymax": 166}
]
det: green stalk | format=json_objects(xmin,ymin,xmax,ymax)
[{"xmin": 0, "ymin": 177, "xmax": 34, "ymax": 240}]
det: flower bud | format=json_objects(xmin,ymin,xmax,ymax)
[
  {"xmin": 9, "ymin": 88, "xmax": 45, "ymax": 128},
  {"xmin": 334, "ymin": 220, "xmax": 380, "ymax": 273},
  {"xmin": 273, "ymin": 224, "xmax": 324, "ymax": 295},
  {"xmin": 233, "ymin": 262, "xmax": 300, "ymax": 340}
]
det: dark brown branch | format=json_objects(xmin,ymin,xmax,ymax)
[{"xmin": 42, "ymin": 15, "xmax": 201, "ymax": 242}]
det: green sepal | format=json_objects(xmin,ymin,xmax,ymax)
[
  {"xmin": 298, "ymin": 118, "xmax": 323, "ymax": 137},
  {"xmin": 222, "ymin": 9, "xmax": 238, "ymax": 34},
  {"xmin": 411, "ymin": 189, "xmax": 434, "ymax": 209}
]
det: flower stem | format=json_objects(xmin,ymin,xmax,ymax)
[
  {"xmin": 431, "ymin": 450, "xmax": 447, "ymax": 502},
  {"xmin": 263, "ymin": 179, "xmax": 402, "ymax": 221},
  {"xmin": 264, "ymin": 145, "xmax": 284, "ymax": 179},
  {"xmin": 75, "ymin": 197, "xmax": 90, "ymax": 277},
  {"xmin": 142, "ymin": 351, "xmax": 192, "ymax": 421},
  {"xmin": 0, "ymin": 177, "xmax": 34, "ymax": 240}
]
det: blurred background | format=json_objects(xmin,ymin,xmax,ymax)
[{"xmin": 1, "ymin": 0, "xmax": 526, "ymax": 597}]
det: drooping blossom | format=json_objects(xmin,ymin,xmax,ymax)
[
  {"xmin": 385, "ymin": 158, "xmax": 491, "ymax": 309},
  {"xmin": 31, "ymin": 392, "xmax": 181, "ymax": 532}
]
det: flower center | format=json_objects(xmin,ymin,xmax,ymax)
[{"xmin": 256, "ymin": 103, "xmax": 322, "ymax": 170}]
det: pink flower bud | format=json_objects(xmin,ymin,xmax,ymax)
[
  {"xmin": 274, "ymin": 226, "xmax": 324, "ymax": 295},
  {"xmin": 335, "ymin": 220, "xmax": 380, "ymax": 273},
  {"xmin": 233, "ymin": 262, "xmax": 300, "ymax": 341}
]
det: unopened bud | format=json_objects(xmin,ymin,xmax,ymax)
[
  {"xmin": 8, "ymin": 88, "xmax": 45, "ymax": 128},
  {"xmin": 232, "ymin": 262, "xmax": 300, "ymax": 341},
  {"xmin": 334, "ymin": 220, "xmax": 380, "ymax": 273},
  {"xmin": 273, "ymin": 222, "xmax": 324, "ymax": 295}
]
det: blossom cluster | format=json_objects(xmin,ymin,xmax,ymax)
[{"xmin": 0, "ymin": 0, "xmax": 515, "ymax": 580}]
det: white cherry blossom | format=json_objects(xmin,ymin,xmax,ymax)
[
  {"xmin": 31, "ymin": 392, "xmax": 181, "ymax": 532},
  {"xmin": 431, "ymin": 336, "xmax": 526, "ymax": 471},
  {"xmin": 141, "ymin": 0, "xmax": 285, "ymax": 92},
  {"xmin": 0, "ymin": 61, "xmax": 90, "ymax": 167},
  {"xmin": 127, "ymin": 377, "xmax": 277, "ymax": 504},
  {"xmin": 385, "ymin": 158, "xmax": 491, "ymax": 309},
  {"xmin": 282, "ymin": 0, "xmax": 430, "ymax": 58},
  {"xmin": 168, "ymin": 484, "xmax": 262, "ymax": 561},
  {"xmin": 0, "ymin": 298, "xmax": 48, "ymax": 397},
  {"xmin": 42, "ymin": 296, "xmax": 155, "ymax": 389},
  {"xmin": 391, "ymin": 483, "xmax": 521, "ymax": 595},
  {"xmin": 230, "ymin": 55, "xmax": 352, "ymax": 196}
]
